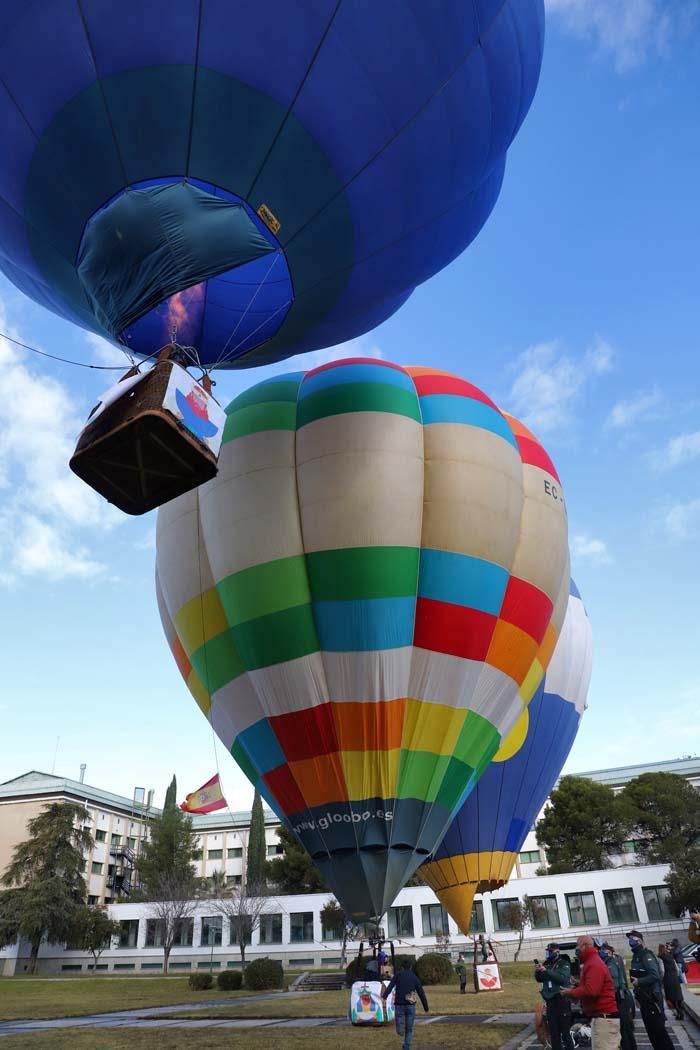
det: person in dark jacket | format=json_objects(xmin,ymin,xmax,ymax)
[
  {"xmin": 628, "ymin": 930, "xmax": 674, "ymax": 1050},
  {"xmin": 670, "ymin": 938, "xmax": 687, "ymax": 984},
  {"xmin": 659, "ymin": 944, "xmax": 684, "ymax": 1020},
  {"xmin": 600, "ymin": 942, "xmax": 637, "ymax": 1050},
  {"xmin": 382, "ymin": 959, "xmax": 429, "ymax": 1050},
  {"xmin": 535, "ymin": 942, "xmax": 573, "ymax": 1050}
]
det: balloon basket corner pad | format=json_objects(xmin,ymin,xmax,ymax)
[{"xmin": 69, "ymin": 345, "xmax": 226, "ymax": 516}]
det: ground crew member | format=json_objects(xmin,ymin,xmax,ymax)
[
  {"xmin": 600, "ymin": 942, "xmax": 637, "ymax": 1050},
  {"xmin": 535, "ymin": 942, "xmax": 573, "ymax": 1050},
  {"xmin": 628, "ymin": 929, "xmax": 674, "ymax": 1050}
]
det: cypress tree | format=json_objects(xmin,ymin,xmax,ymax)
[
  {"xmin": 246, "ymin": 790, "xmax": 267, "ymax": 889},
  {"xmin": 163, "ymin": 775, "xmax": 177, "ymax": 813}
]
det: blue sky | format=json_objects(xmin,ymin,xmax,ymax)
[{"xmin": 1, "ymin": 2, "xmax": 699, "ymax": 809}]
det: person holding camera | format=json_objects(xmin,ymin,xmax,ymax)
[
  {"xmin": 628, "ymin": 930, "xmax": 674, "ymax": 1050},
  {"xmin": 535, "ymin": 942, "xmax": 574, "ymax": 1050}
]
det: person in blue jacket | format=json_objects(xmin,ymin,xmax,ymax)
[{"xmin": 382, "ymin": 959, "xmax": 429, "ymax": 1050}]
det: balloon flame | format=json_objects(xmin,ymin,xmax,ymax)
[{"xmin": 165, "ymin": 283, "xmax": 205, "ymax": 342}]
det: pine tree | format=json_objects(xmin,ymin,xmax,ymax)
[
  {"xmin": 246, "ymin": 790, "xmax": 267, "ymax": 890},
  {"xmin": 0, "ymin": 802, "xmax": 93, "ymax": 972},
  {"xmin": 163, "ymin": 775, "xmax": 177, "ymax": 813},
  {"xmin": 137, "ymin": 778, "xmax": 197, "ymax": 899},
  {"xmin": 267, "ymin": 825, "xmax": 328, "ymax": 894}
]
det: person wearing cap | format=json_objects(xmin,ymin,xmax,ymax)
[
  {"xmin": 561, "ymin": 935, "xmax": 619, "ymax": 1050},
  {"xmin": 599, "ymin": 942, "xmax": 637, "ymax": 1050},
  {"xmin": 628, "ymin": 929, "xmax": 674, "ymax": 1050},
  {"xmin": 534, "ymin": 942, "xmax": 573, "ymax": 1050}
]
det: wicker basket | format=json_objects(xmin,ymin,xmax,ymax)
[{"xmin": 70, "ymin": 348, "xmax": 220, "ymax": 515}]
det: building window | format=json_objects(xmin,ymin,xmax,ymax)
[
  {"xmin": 388, "ymin": 906, "xmax": 414, "ymax": 939},
  {"xmin": 229, "ymin": 916, "xmax": 252, "ymax": 946},
  {"xmin": 91, "ymin": 861, "xmax": 103, "ymax": 875},
  {"xmin": 226, "ymin": 875, "xmax": 242, "ymax": 886},
  {"xmin": 192, "ymin": 850, "xmax": 203, "ymax": 860},
  {"xmin": 603, "ymin": 888, "xmax": 639, "ymax": 925},
  {"xmin": 621, "ymin": 840, "xmax": 646, "ymax": 855},
  {"xmin": 642, "ymin": 886, "xmax": 674, "ymax": 922},
  {"xmin": 469, "ymin": 901, "xmax": 486, "ymax": 933},
  {"xmin": 492, "ymin": 899, "xmax": 520, "ymax": 932},
  {"xmin": 95, "ymin": 829, "xmax": 106, "ymax": 842},
  {"xmin": 111, "ymin": 834, "xmax": 121, "ymax": 846},
  {"xmin": 207, "ymin": 849, "xmax": 223, "ymax": 860},
  {"xmin": 566, "ymin": 892, "xmax": 599, "ymax": 926},
  {"xmin": 228, "ymin": 847, "xmax": 243, "ymax": 858},
  {"xmin": 174, "ymin": 919, "xmax": 194, "ymax": 946},
  {"xmin": 201, "ymin": 915, "xmax": 223, "ymax": 947},
  {"xmin": 259, "ymin": 913, "xmax": 283, "ymax": 945},
  {"xmin": 529, "ymin": 895, "xmax": 561, "ymax": 929},
  {"xmin": 87, "ymin": 895, "xmax": 99, "ymax": 905},
  {"xmin": 519, "ymin": 850, "xmax": 541, "ymax": 864},
  {"xmin": 145, "ymin": 919, "xmax": 166, "ymax": 947},
  {"xmin": 290, "ymin": 912, "xmax": 314, "ymax": 943},
  {"xmin": 267, "ymin": 844, "xmax": 284, "ymax": 856},
  {"xmin": 421, "ymin": 904, "xmax": 451, "ymax": 938},
  {"xmin": 118, "ymin": 920, "xmax": 139, "ymax": 948},
  {"xmin": 127, "ymin": 837, "xmax": 136, "ymax": 849}
]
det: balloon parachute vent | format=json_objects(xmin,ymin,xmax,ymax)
[{"xmin": 69, "ymin": 345, "xmax": 226, "ymax": 515}]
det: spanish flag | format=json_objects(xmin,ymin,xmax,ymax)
[{"xmin": 180, "ymin": 774, "xmax": 227, "ymax": 814}]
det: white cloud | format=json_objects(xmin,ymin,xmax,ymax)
[
  {"xmin": 606, "ymin": 388, "xmax": 661, "ymax": 429},
  {"xmin": 0, "ymin": 311, "xmax": 120, "ymax": 584},
  {"xmin": 571, "ymin": 532, "xmax": 613, "ymax": 566},
  {"xmin": 507, "ymin": 338, "xmax": 613, "ymax": 435},
  {"xmin": 649, "ymin": 430, "xmax": 700, "ymax": 472},
  {"xmin": 663, "ymin": 498, "xmax": 700, "ymax": 541},
  {"xmin": 85, "ymin": 331, "xmax": 134, "ymax": 368},
  {"xmin": 545, "ymin": 0, "xmax": 689, "ymax": 71}
]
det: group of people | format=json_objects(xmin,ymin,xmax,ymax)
[{"xmin": 535, "ymin": 922, "xmax": 695, "ymax": 1050}]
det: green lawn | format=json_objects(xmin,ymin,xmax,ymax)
[
  {"xmin": 0, "ymin": 977, "xmax": 253, "ymax": 1021},
  {"xmin": 0, "ymin": 963, "xmax": 539, "ymax": 1024},
  {"xmin": 157, "ymin": 980, "xmax": 539, "ymax": 1021},
  {"xmin": 0, "ymin": 1024, "xmax": 521, "ymax": 1050}
]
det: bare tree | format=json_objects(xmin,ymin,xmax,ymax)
[
  {"xmin": 501, "ymin": 896, "xmax": 540, "ymax": 962},
  {"xmin": 320, "ymin": 898, "xmax": 358, "ymax": 967},
  {"xmin": 214, "ymin": 881, "xmax": 271, "ymax": 972},
  {"xmin": 147, "ymin": 873, "xmax": 197, "ymax": 974}
]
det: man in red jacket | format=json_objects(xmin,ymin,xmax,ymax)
[{"xmin": 561, "ymin": 936, "xmax": 619, "ymax": 1050}]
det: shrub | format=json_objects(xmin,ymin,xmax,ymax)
[
  {"xmin": 244, "ymin": 957, "xmax": 284, "ymax": 990},
  {"xmin": 394, "ymin": 954, "xmax": 417, "ymax": 973},
  {"xmin": 188, "ymin": 972, "xmax": 214, "ymax": 990},
  {"xmin": 217, "ymin": 969, "xmax": 243, "ymax": 990},
  {"xmin": 346, "ymin": 956, "xmax": 369, "ymax": 985},
  {"xmin": 414, "ymin": 952, "xmax": 454, "ymax": 985}
]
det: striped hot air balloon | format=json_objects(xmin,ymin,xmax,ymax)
[
  {"xmin": 420, "ymin": 579, "xmax": 592, "ymax": 933},
  {"xmin": 155, "ymin": 359, "xmax": 569, "ymax": 920}
]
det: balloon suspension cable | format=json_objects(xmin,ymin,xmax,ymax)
[
  {"xmin": 214, "ymin": 249, "xmax": 283, "ymax": 367},
  {"xmin": 0, "ymin": 329, "xmax": 133, "ymax": 370}
]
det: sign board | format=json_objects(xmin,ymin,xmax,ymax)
[
  {"xmin": 164, "ymin": 364, "xmax": 226, "ymax": 457},
  {"xmin": 475, "ymin": 962, "xmax": 502, "ymax": 991},
  {"xmin": 350, "ymin": 981, "xmax": 394, "ymax": 1026}
]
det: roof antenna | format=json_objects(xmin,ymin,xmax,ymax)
[
  {"xmin": 51, "ymin": 736, "xmax": 60, "ymax": 775},
  {"xmin": 79, "ymin": 763, "xmax": 87, "ymax": 783}
]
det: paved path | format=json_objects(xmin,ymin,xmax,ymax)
[{"xmin": 0, "ymin": 1001, "xmax": 534, "ymax": 1037}]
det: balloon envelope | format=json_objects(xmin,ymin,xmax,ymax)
[
  {"xmin": 155, "ymin": 358, "xmax": 568, "ymax": 919},
  {"xmin": 0, "ymin": 1, "xmax": 543, "ymax": 367},
  {"xmin": 421, "ymin": 578, "xmax": 592, "ymax": 933}
]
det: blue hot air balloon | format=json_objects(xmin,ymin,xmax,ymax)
[
  {"xmin": 0, "ymin": 1, "xmax": 544, "ymax": 369},
  {"xmin": 421, "ymin": 580, "xmax": 592, "ymax": 933}
]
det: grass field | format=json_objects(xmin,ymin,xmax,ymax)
[
  {"xmin": 0, "ymin": 1024, "xmax": 522, "ymax": 1050},
  {"xmin": 0, "ymin": 962, "xmax": 538, "ymax": 1024},
  {"xmin": 0, "ymin": 977, "xmax": 254, "ymax": 1021}
]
